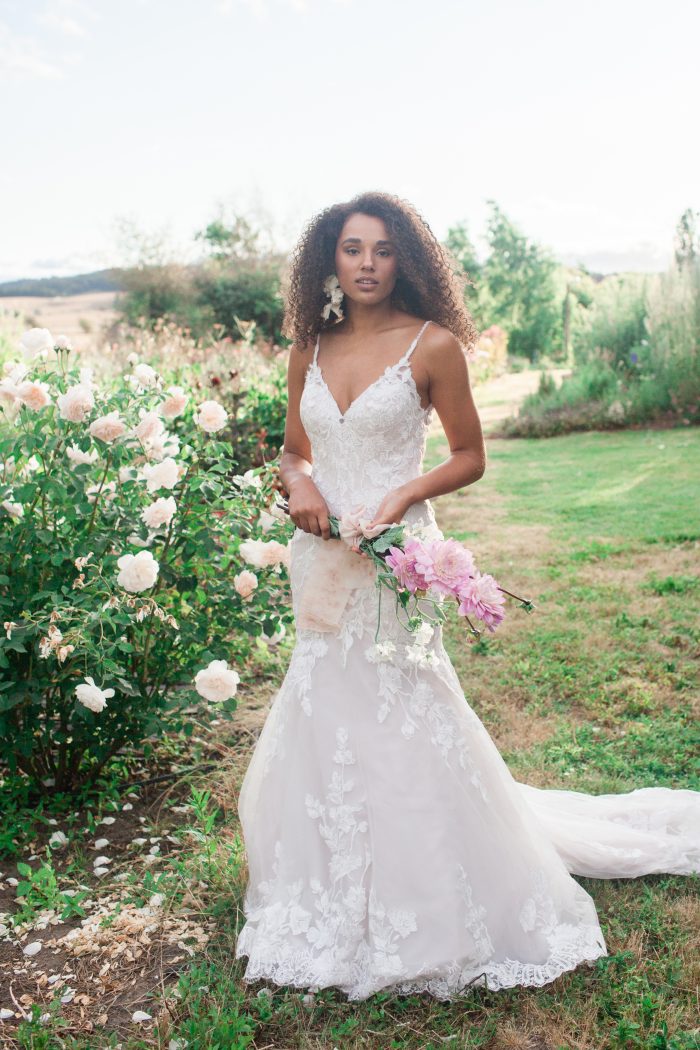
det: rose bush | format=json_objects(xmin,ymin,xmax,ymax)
[{"xmin": 0, "ymin": 329, "xmax": 293, "ymax": 794}]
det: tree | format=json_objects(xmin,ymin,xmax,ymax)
[
  {"xmin": 481, "ymin": 201, "xmax": 561, "ymax": 361},
  {"xmin": 674, "ymin": 207, "xmax": 699, "ymax": 271}
]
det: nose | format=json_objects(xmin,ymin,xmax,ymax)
[{"xmin": 360, "ymin": 252, "xmax": 375, "ymax": 270}]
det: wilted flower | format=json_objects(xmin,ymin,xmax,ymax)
[
  {"xmin": 194, "ymin": 659, "xmax": 240, "ymax": 703},
  {"xmin": 116, "ymin": 550, "xmax": 159, "ymax": 592}
]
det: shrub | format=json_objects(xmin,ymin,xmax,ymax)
[{"xmin": 0, "ymin": 329, "xmax": 294, "ymax": 795}]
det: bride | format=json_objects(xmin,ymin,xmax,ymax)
[{"xmin": 234, "ymin": 191, "xmax": 700, "ymax": 1001}]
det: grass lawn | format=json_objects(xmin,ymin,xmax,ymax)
[{"xmin": 3, "ymin": 426, "xmax": 698, "ymax": 1049}]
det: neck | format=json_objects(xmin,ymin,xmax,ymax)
[{"xmin": 338, "ymin": 298, "xmax": 397, "ymax": 336}]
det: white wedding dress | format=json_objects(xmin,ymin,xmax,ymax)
[{"xmin": 235, "ymin": 320, "xmax": 700, "ymax": 1001}]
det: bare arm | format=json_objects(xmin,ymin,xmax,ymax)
[
  {"xmin": 398, "ymin": 327, "xmax": 486, "ymax": 507},
  {"xmin": 279, "ymin": 341, "xmax": 333, "ymax": 540}
]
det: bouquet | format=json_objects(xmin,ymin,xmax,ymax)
[{"xmin": 278, "ymin": 499, "xmax": 534, "ymax": 642}]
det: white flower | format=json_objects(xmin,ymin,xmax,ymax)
[
  {"xmin": 0, "ymin": 378, "xmax": 21, "ymax": 409},
  {"xmin": 126, "ymin": 352, "xmax": 139, "ymax": 367},
  {"xmin": 67, "ymin": 443, "xmax": 98, "ymax": 466},
  {"xmin": 116, "ymin": 549, "xmax": 159, "ymax": 592},
  {"xmin": 2, "ymin": 500, "xmax": 23, "ymax": 519},
  {"xmin": 90, "ymin": 410, "xmax": 126, "ymax": 443},
  {"xmin": 55, "ymin": 334, "xmax": 72, "ymax": 350},
  {"xmin": 15, "ymin": 379, "xmax": 52, "ymax": 411},
  {"xmin": 257, "ymin": 509, "xmax": 277, "ymax": 533},
  {"xmin": 133, "ymin": 362, "xmax": 159, "ymax": 388},
  {"xmin": 194, "ymin": 399, "xmax": 228, "ymax": 434},
  {"xmin": 144, "ymin": 431, "xmax": 180, "ymax": 462},
  {"xmin": 233, "ymin": 569, "xmax": 258, "ymax": 599},
  {"xmin": 57, "ymin": 383, "xmax": 95, "ymax": 423},
  {"xmin": 75, "ymin": 675, "xmax": 115, "ymax": 713},
  {"xmin": 194, "ymin": 659, "xmax": 240, "ymax": 703},
  {"xmin": 134, "ymin": 409, "xmax": 165, "ymax": 445},
  {"xmin": 365, "ymin": 640, "xmax": 396, "ymax": 663},
  {"xmin": 239, "ymin": 538, "xmax": 289, "ymax": 569},
  {"xmin": 413, "ymin": 621, "xmax": 434, "ymax": 647},
  {"xmin": 20, "ymin": 328, "xmax": 54, "ymax": 356},
  {"xmin": 159, "ymin": 386, "xmax": 188, "ymax": 419},
  {"xmin": 3, "ymin": 360, "xmax": 29, "ymax": 383},
  {"xmin": 141, "ymin": 496, "xmax": 176, "ymax": 529},
  {"xmin": 140, "ymin": 457, "xmax": 180, "ymax": 493},
  {"xmin": 79, "ymin": 367, "xmax": 97, "ymax": 391}
]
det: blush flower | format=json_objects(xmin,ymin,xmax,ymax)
[
  {"xmin": 413, "ymin": 538, "xmax": 476, "ymax": 597},
  {"xmin": 457, "ymin": 571, "xmax": 506, "ymax": 631},
  {"xmin": 16, "ymin": 379, "xmax": 52, "ymax": 411},
  {"xmin": 57, "ymin": 383, "xmax": 95, "ymax": 423},
  {"xmin": 90, "ymin": 410, "xmax": 127, "ymax": 443},
  {"xmin": 194, "ymin": 659, "xmax": 240, "ymax": 703},
  {"xmin": 385, "ymin": 538, "xmax": 430, "ymax": 593},
  {"xmin": 116, "ymin": 550, "xmax": 160, "ymax": 592}
]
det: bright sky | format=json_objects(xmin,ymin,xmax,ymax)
[{"xmin": 1, "ymin": 0, "xmax": 698, "ymax": 282}]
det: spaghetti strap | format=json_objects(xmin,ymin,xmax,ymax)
[
  {"xmin": 312, "ymin": 332, "xmax": 320, "ymax": 365},
  {"xmin": 400, "ymin": 320, "xmax": 431, "ymax": 364}
]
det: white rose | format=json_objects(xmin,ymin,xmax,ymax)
[
  {"xmin": 242, "ymin": 469, "xmax": 262, "ymax": 489},
  {"xmin": 20, "ymin": 328, "xmax": 54, "ymax": 356},
  {"xmin": 194, "ymin": 659, "xmax": 240, "ymax": 703},
  {"xmin": 233, "ymin": 569, "xmax": 258, "ymax": 599},
  {"xmin": 159, "ymin": 386, "xmax": 188, "ymax": 419},
  {"xmin": 55, "ymin": 334, "xmax": 72, "ymax": 350},
  {"xmin": 133, "ymin": 363, "xmax": 159, "ymax": 388},
  {"xmin": 126, "ymin": 352, "xmax": 139, "ymax": 366},
  {"xmin": 75, "ymin": 675, "xmax": 115, "ymax": 714},
  {"xmin": 79, "ymin": 367, "xmax": 97, "ymax": 391},
  {"xmin": 90, "ymin": 410, "xmax": 126, "ymax": 443},
  {"xmin": 86, "ymin": 480, "xmax": 117, "ymax": 504},
  {"xmin": 141, "ymin": 496, "xmax": 176, "ymax": 528},
  {"xmin": 140, "ymin": 457, "xmax": 180, "ymax": 493},
  {"xmin": 194, "ymin": 399, "xmax": 228, "ymax": 434},
  {"xmin": 134, "ymin": 409, "xmax": 165, "ymax": 445},
  {"xmin": 2, "ymin": 500, "xmax": 23, "ymax": 519},
  {"xmin": 67, "ymin": 443, "xmax": 98, "ymax": 466},
  {"xmin": 257, "ymin": 510, "xmax": 277, "ymax": 533},
  {"xmin": 116, "ymin": 549, "xmax": 159, "ymax": 592},
  {"xmin": 0, "ymin": 378, "xmax": 20, "ymax": 409},
  {"xmin": 57, "ymin": 383, "xmax": 95, "ymax": 423},
  {"xmin": 144, "ymin": 431, "xmax": 180, "ymax": 462},
  {"xmin": 3, "ymin": 360, "xmax": 29, "ymax": 382},
  {"xmin": 15, "ymin": 380, "xmax": 52, "ymax": 411}
]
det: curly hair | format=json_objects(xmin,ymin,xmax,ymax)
[{"xmin": 281, "ymin": 190, "xmax": 480, "ymax": 352}]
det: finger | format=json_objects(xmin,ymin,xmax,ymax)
[
  {"xmin": 310, "ymin": 516, "xmax": 322, "ymax": 537},
  {"xmin": 319, "ymin": 514, "xmax": 331, "ymax": 540}
]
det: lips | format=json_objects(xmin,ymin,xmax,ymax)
[{"xmin": 356, "ymin": 278, "xmax": 378, "ymax": 285}]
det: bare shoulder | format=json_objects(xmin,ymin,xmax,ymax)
[
  {"xmin": 287, "ymin": 336, "xmax": 316, "ymax": 379},
  {"xmin": 419, "ymin": 322, "xmax": 471, "ymax": 383}
]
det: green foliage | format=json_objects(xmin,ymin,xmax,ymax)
[
  {"xmin": 0, "ymin": 337, "xmax": 294, "ymax": 795},
  {"xmin": 195, "ymin": 264, "xmax": 285, "ymax": 344},
  {"xmin": 480, "ymin": 200, "xmax": 562, "ymax": 362}
]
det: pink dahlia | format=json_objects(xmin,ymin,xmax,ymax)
[
  {"xmin": 385, "ymin": 538, "xmax": 430, "ymax": 593},
  {"xmin": 413, "ymin": 538, "xmax": 476, "ymax": 597},
  {"xmin": 457, "ymin": 572, "xmax": 506, "ymax": 631}
]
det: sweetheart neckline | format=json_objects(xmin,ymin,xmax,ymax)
[{"xmin": 310, "ymin": 359, "xmax": 432, "ymax": 420}]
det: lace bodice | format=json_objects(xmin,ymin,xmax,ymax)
[{"xmin": 299, "ymin": 319, "xmax": 436, "ymax": 525}]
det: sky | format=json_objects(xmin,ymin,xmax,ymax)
[{"xmin": 0, "ymin": 0, "xmax": 698, "ymax": 282}]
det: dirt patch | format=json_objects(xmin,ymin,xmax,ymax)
[{"xmin": 0, "ymin": 291, "xmax": 119, "ymax": 354}]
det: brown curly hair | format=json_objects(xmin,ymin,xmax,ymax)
[{"xmin": 281, "ymin": 190, "xmax": 480, "ymax": 352}]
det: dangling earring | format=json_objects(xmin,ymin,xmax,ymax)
[{"xmin": 321, "ymin": 273, "xmax": 345, "ymax": 322}]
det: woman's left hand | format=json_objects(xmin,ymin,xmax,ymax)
[{"xmin": 366, "ymin": 486, "xmax": 414, "ymax": 530}]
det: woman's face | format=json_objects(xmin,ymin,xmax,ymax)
[{"xmin": 334, "ymin": 211, "xmax": 398, "ymax": 306}]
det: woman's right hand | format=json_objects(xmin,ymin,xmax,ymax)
[{"xmin": 288, "ymin": 478, "xmax": 332, "ymax": 540}]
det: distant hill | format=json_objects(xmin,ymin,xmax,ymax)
[{"xmin": 0, "ymin": 269, "xmax": 124, "ymax": 298}]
